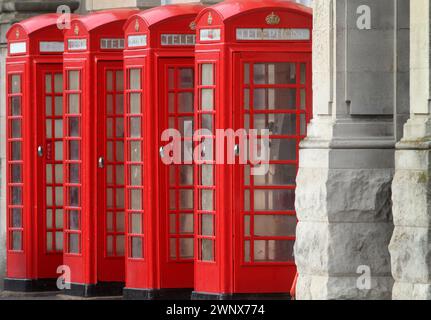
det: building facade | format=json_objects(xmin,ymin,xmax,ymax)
[{"xmin": 0, "ymin": 0, "xmax": 429, "ymax": 300}]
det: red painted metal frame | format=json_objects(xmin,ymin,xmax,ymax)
[
  {"xmin": 194, "ymin": 0, "xmax": 312, "ymax": 295},
  {"xmin": 63, "ymin": 9, "xmax": 137, "ymax": 286},
  {"xmin": 5, "ymin": 14, "xmax": 73, "ymax": 282},
  {"xmin": 123, "ymin": 4, "xmax": 203, "ymax": 292}
]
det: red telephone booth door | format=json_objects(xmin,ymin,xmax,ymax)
[
  {"xmin": 36, "ymin": 64, "xmax": 64, "ymax": 278},
  {"xmin": 233, "ymin": 52, "xmax": 311, "ymax": 293},
  {"xmin": 97, "ymin": 61, "xmax": 126, "ymax": 282},
  {"xmin": 159, "ymin": 58, "xmax": 195, "ymax": 288}
]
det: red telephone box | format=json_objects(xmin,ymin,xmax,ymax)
[
  {"xmin": 5, "ymin": 14, "xmax": 75, "ymax": 292},
  {"xmin": 122, "ymin": 4, "xmax": 203, "ymax": 299},
  {"xmin": 62, "ymin": 9, "xmax": 137, "ymax": 296},
  {"xmin": 193, "ymin": 0, "xmax": 312, "ymax": 299}
]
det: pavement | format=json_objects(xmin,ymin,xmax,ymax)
[{"xmin": 0, "ymin": 290, "xmax": 122, "ymax": 300}]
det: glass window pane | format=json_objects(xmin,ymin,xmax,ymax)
[
  {"xmin": 68, "ymin": 94, "xmax": 80, "ymax": 114},
  {"xmin": 46, "ymin": 96, "xmax": 52, "ymax": 115},
  {"xmin": 12, "ymin": 231, "xmax": 22, "ymax": 250},
  {"xmin": 55, "ymin": 187, "xmax": 63, "ymax": 206},
  {"xmin": 200, "ymin": 190, "xmax": 213, "ymax": 211},
  {"xmin": 106, "ymin": 71, "xmax": 113, "ymax": 91},
  {"xmin": 130, "ymin": 213, "xmax": 142, "ymax": 234},
  {"xmin": 116, "ymin": 235, "xmax": 125, "ymax": 256},
  {"xmin": 201, "ymin": 114, "xmax": 213, "ymax": 132},
  {"xmin": 46, "ymin": 120, "xmax": 52, "ymax": 138},
  {"xmin": 169, "ymin": 190, "xmax": 176, "ymax": 210},
  {"xmin": 179, "ymin": 214, "xmax": 193, "ymax": 234},
  {"xmin": 130, "ymin": 117, "xmax": 141, "ymax": 138},
  {"xmin": 180, "ymin": 238, "xmax": 194, "ymax": 259},
  {"xmin": 254, "ymin": 240, "xmax": 294, "ymax": 262},
  {"xmin": 254, "ymin": 189, "xmax": 295, "ymax": 211},
  {"xmin": 116, "ymin": 94, "xmax": 124, "ymax": 115},
  {"xmin": 12, "ymin": 164, "xmax": 22, "ymax": 183},
  {"xmin": 11, "ymin": 96, "xmax": 21, "ymax": 116},
  {"xmin": 69, "ymin": 234, "xmax": 80, "ymax": 254},
  {"xmin": 116, "ymin": 190, "xmax": 125, "ymax": 209},
  {"xmin": 201, "ymin": 64, "xmax": 214, "ymax": 85},
  {"xmin": 55, "ymin": 97, "xmax": 63, "ymax": 116},
  {"xmin": 244, "ymin": 215, "xmax": 250, "ymax": 237},
  {"xmin": 168, "ymin": 68, "xmax": 175, "ymax": 89},
  {"xmin": 179, "ymin": 165, "xmax": 193, "ymax": 186},
  {"xmin": 54, "ymin": 74, "xmax": 63, "ymax": 93},
  {"xmin": 254, "ymin": 114, "xmax": 297, "ymax": 136},
  {"xmin": 116, "ymin": 165, "xmax": 125, "ymax": 185},
  {"xmin": 46, "ymin": 209, "xmax": 53, "ymax": 228},
  {"xmin": 244, "ymin": 63, "xmax": 250, "ymax": 85},
  {"xmin": 11, "ymin": 208, "xmax": 22, "ymax": 228},
  {"xmin": 130, "ymin": 141, "xmax": 141, "ymax": 162},
  {"xmin": 201, "ymin": 165, "xmax": 213, "ymax": 186},
  {"xmin": 107, "ymin": 94, "xmax": 113, "ymax": 114},
  {"xmin": 131, "ymin": 237, "xmax": 143, "ymax": 258},
  {"xmin": 116, "ymin": 141, "xmax": 124, "ymax": 162},
  {"xmin": 129, "ymin": 69, "xmax": 141, "ymax": 90},
  {"xmin": 69, "ymin": 211, "xmax": 79, "ymax": 230},
  {"xmin": 244, "ymin": 240, "xmax": 250, "ymax": 262},
  {"xmin": 69, "ymin": 117, "xmax": 79, "ymax": 137},
  {"xmin": 178, "ymin": 92, "xmax": 194, "ymax": 113},
  {"xmin": 55, "ymin": 164, "xmax": 63, "ymax": 183},
  {"xmin": 11, "ymin": 141, "xmax": 22, "ymax": 160},
  {"xmin": 130, "ymin": 165, "xmax": 142, "ymax": 186},
  {"xmin": 300, "ymin": 63, "xmax": 306, "ymax": 84},
  {"xmin": 54, "ymin": 120, "xmax": 63, "ymax": 138},
  {"xmin": 11, "ymin": 187, "xmax": 22, "ymax": 205},
  {"xmin": 68, "ymin": 71, "xmax": 80, "ymax": 91},
  {"xmin": 201, "ymin": 214, "xmax": 213, "ymax": 236},
  {"xmin": 46, "ymin": 187, "xmax": 53, "ymax": 206},
  {"xmin": 253, "ymin": 63, "xmax": 296, "ymax": 84},
  {"xmin": 69, "ymin": 164, "xmax": 79, "ymax": 184},
  {"xmin": 253, "ymin": 89, "xmax": 296, "ymax": 110},
  {"xmin": 180, "ymin": 190, "xmax": 193, "ymax": 209},
  {"xmin": 130, "ymin": 189, "xmax": 142, "ymax": 210},
  {"xmin": 201, "ymin": 89, "xmax": 214, "ymax": 110},
  {"xmin": 55, "ymin": 141, "xmax": 63, "ymax": 161},
  {"xmin": 107, "ymin": 212, "xmax": 113, "ymax": 231},
  {"xmin": 11, "ymin": 119, "xmax": 21, "ymax": 138},
  {"xmin": 130, "ymin": 93, "xmax": 141, "ymax": 114},
  {"xmin": 179, "ymin": 68, "xmax": 194, "ymax": 88},
  {"xmin": 269, "ymin": 139, "xmax": 297, "ymax": 161},
  {"xmin": 170, "ymin": 238, "xmax": 176, "ymax": 259},
  {"xmin": 56, "ymin": 210, "xmax": 64, "ymax": 229},
  {"xmin": 300, "ymin": 89, "xmax": 306, "ymax": 110},
  {"xmin": 253, "ymin": 164, "xmax": 297, "ymax": 186},
  {"xmin": 254, "ymin": 215, "xmax": 297, "ymax": 237},
  {"xmin": 11, "ymin": 75, "xmax": 21, "ymax": 93},
  {"xmin": 201, "ymin": 239, "xmax": 214, "ymax": 261},
  {"xmin": 56, "ymin": 232, "xmax": 63, "ymax": 251},
  {"xmin": 69, "ymin": 187, "xmax": 80, "ymax": 207},
  {"xmin": 69, "ymin": 141, "xmax": 79, "ymax": 160}
]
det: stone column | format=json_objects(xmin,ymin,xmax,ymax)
[
  {"xmin": 389, "ymin": 0, "xmax": 431, "ymax": 300},
  {"xmin": 0, "ymin": 0, "xmax": 80, "ymax": 290},
  {"xmin": 294, "ymin": 0, "xmax": 409, "ymax": 300}
]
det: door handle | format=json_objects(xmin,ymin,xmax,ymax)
[
  {"xmin": 98, "ymin": 157, "xmax": 105, "ymax": 169},
  {"xmin": 159, "ymin": 146, "xmax": 165, "ymax": 159},
  {"xmin": 37, "ymin": 146, "xmax": 44, "ymax": 157}
]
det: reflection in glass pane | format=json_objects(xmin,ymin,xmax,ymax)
[
  {"xmin": 11, "ymin": 141, "xmax": 21, "ymax": 160},
  {"xmin": 254, "ymin": 215, "xmax": 297, "ymax": 237},
  {"xmin": 201, "ymin": 190, "xmax": 213, "ymax": 211},
  {"xmin": 115, "ymin": 118, "xmax": 124, "ymax": 138},
  {"xmin": 69, "ymin": 187, "xmax": 80, "ymax": 207},
  {"xmin": 179, "ymin": 166, "xmax": 193, "ymax": 186},
  {"xmin": 179, "ymin": 68, "xmax": 194, "ymax": 88},
  {"xmin": 254, "ymin": 240, "xmax": 294, "ymax": 262},
  {"xmin": 254, "ymin": 189, "xmax": 295, "ymax": 211},
  {"xmin": 131, "ymin": 237, "xmax": 143, "ymax": 258},
  {"xmin": 116, "ymin": 165, "xmax": 125, "ymax": 185},
  {"xmin": 180, "ymin": 238, "xmax": 194, "ymax": 259},
  {"xmin": 201, "ymin": 64, "xmax": 214, "ymax": 85},
  {"xmin": 12, "ymin": 208, "xmax": 22, "ymax": 228},
  {"xmin": 201, "ymin": 214, "xmax": 213, "ymax": 236},
  {"xmin": 269, "ymin": 139, "xmax": 297, "ymax": 161},
  {"xmin": 69, "ymin": 211, "xmax": 79, "ymax": 230},
  {"xmin": 55, "ymin": 187, "xmax": 63, "ymax": 206},
  {"xmin": 201, "ymin": 165, "xmax": 213, "ymax": 186},
  {"xmin": 201, "ymin": 239, "xmax": 214, "ymax": 261},
  {"xmin": 254, "ymin": 63, "xmax": 296, "ymax": 84},
  {"xmin": 69, "ymin": 141, "xmax": 79, "ymax": 160},
  {"xmin": 254, "ymin": 164, "xmax": 297, "ymax": 186},
  {"xmin": 180, "ymin": 214, "xmax": 194, "ymax": 234},
  {"xmin": 116, "ymin": 190, "xmax": 125, "ymax": 209},
  {"xmin": 70, "ymin": 164, "xmax": 79, "ymax": 184},
  {"xmin": 254, "ymin": 114, "xmax": 297, "ymax": 136},
  {"xmin": 201, "ymin": 89, "xmax": 214, "ymax": 110},
  {"xmin": 116, "ymin": 142, "xmax": 124, "ymax": 162},
  {"xmin": 11, "ymin": 96, "xmax": 21, "ymax": 116},
  {"xmin": 201, "ymin": 114, "xmax": 213, "ymax": 132},
  {"xmin": 56, "ymin": 210, "xmax": 64, "ymax": 228},
  {"xmin": 11, "ymin": 119, "xmax": 21, "ymax": 138},
  {"xmin": 116, "ymin": 94, "xmax": 124, "ymax": 115},
  {"xmin": 253, "ymin": 88, "xmax": 296, "ymax": 110},
  {"xmin": 69, "ymin": 234, "xmax": 80, "ymax": 254},
  {"xmin": 180, "ymin": 190, "xmax": 193, "ymax": 209},
  {"xmin": 12, "ymin": 164, "xmax": 22, "ymax": 183},
  {"xmin": 12, "ymin": 187, "xmax": 22, "ymax": 205},
  {"xmin": 69, "ymin": 117, "xmax": 79, "ymax": 137}
]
